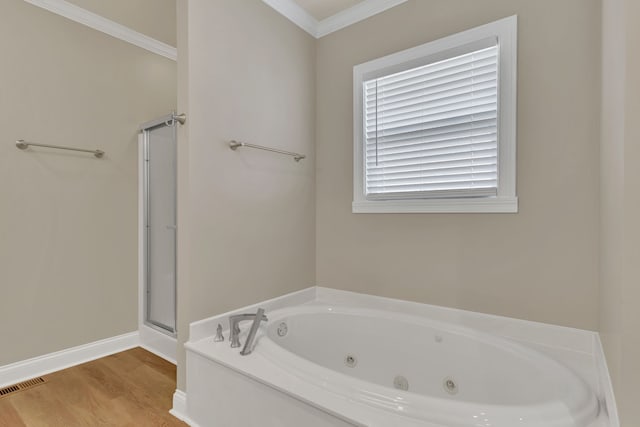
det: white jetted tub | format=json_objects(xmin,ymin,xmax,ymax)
[
  {"xmin": 260, "ymin": 306, "xmax": 598, "ymax": 426},
  {"xmin": 182, "ymin": 288, "xmax": 614, "ymax": 427}
]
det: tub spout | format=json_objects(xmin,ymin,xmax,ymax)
[
  {"xmin": 229, "ymin": 309, "xmax": 268, "ymax": 350},
  {"xmin": 240, "ymin": 308, "xmax": 267, "ymax": 356}
]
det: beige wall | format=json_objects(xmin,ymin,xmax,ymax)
[
  {"xmin": 600, "ymin": 0, "xmax": 640, "ymax": 424},
  {"xmin": 620, "ymin": 1, "xmax": 640, "ymax": 421},
  {"xmin": 0, "ymin": 0, "xmax": 176, "ymax": 366},
  {"xmin": 316, "ymin": 0, "xmax": 602, "ymax": 330},
  {"xmin": 66, "ymin": 0, "xmax": 177, "ymax": 46},
  {"xmin": 176, "ymin": 0, "xmax": 316, "ymax": 389}
]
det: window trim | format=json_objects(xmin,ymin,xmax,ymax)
[{"xmin": 352, "ymin": 15, "xmax": 518, "ymax": 213}]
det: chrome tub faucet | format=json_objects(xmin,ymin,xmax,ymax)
[{"xmin": 229, "ymin": 308, "xmax": 268, "ymax": 355}]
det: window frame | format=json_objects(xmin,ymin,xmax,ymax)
[{"xmin": 352, "ymin": 15, "xmax": 518, "ymax": 213}]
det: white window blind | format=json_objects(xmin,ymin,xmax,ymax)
[{"xmin": 364, "ymin": 42, "xmax": 499, "ymax": 199}]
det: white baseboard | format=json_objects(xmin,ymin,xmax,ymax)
[
  {"xmin": 0, "ymin": 331, "xmax": 139, "ymax": 388},
  {"xmin": 170, "ymin": 390, "xmax": 199, "ymax": 426},
  {"xmin": 139, "ymin": 325, "xmax": 177, "ymax": 364}
]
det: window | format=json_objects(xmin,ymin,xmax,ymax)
[{"xmin": 353, "ymin": 16, "xmax": 517, "ymax": 213}]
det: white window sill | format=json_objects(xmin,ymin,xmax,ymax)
[{"xmin": 352, "ymin": 197, "xmax": 518, "ymax": 213}]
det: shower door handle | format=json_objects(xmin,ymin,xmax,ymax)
[{"xmin": 166, "ymin": 225, "xmax": 177, "ymax": 230}]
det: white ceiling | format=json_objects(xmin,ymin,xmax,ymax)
[
  {"xmin": 293, "ymin": 0, "xmax": 366, "ymax": 21},
  {"xmin": 263, "ymin": 0, "xmax": 408, "ymax": 38}
]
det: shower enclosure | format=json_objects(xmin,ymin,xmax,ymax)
[{"xmin": 140, "ymin": 113, "xmax": 182, "ymax": 337}]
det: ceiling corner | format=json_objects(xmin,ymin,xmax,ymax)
[
  {"xmin": 262, "ymin": 0, "xmax": 319, "ymax": 38},
  {"xmin": 263, "ymin": 0, "xmax": 409, "ymax": 39}
]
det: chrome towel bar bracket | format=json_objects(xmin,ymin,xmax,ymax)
[{"xmin": 173, "ymin": 113, "xmax": 186, "ymax": 125}]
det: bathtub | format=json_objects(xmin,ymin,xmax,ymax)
[{"xmin": 181, "ymin": 288, "xmax": 615, "ymax": 427}]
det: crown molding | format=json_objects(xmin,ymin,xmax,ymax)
[
  {"xmin": 261, "ymin": 0, "xmax": 319, "ymax": 37},
  {"xmin": 23, "ymin": 0, "xmax": 177, "ymax": 61},
  {"xmin": 317, "ymin": 0, "xmax": 408, "ymax": 37},
  {"xmin": 24, "ymin": 0, "xmax": 407, "ymax": 54},
  {"xmin": 262, "ymin": 0, "xmax": 408, "ymax": 39}
]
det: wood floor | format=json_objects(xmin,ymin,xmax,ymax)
[{"xmin": 0, "ymin": 348, "xmax": 188, "ymax": 427}]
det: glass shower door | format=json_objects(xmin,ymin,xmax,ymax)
[{"xmin": 142, "ymin": 117, "xmax": 176, "ymax": 335}]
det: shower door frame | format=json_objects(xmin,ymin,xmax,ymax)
[{"xmin": 140, "ymin": 113, "xmax": 178, "ymax": 338}]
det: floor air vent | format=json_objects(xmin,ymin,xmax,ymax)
[{"xmin": 0, "ymin": 377, "xmax": 46, "ymax": 398}]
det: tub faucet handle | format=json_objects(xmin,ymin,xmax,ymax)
[
  {"xmin": 230, "ymin": 327, "xmax": 242, "ymax": 348},
  {"xmin": 214, "ymin": 324, "xmax": 224, "ymax": 342}
]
